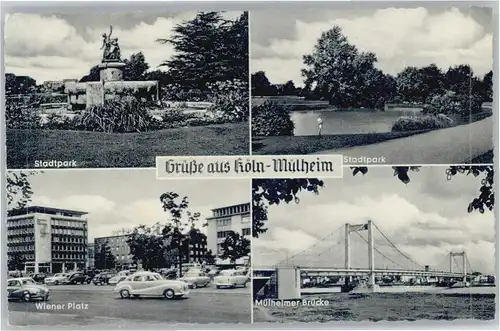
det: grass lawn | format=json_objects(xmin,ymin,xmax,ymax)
[
  {"xmin": 7, "ymin": 122, "xmax": 249, "ymax": 168},
  {"xmin": 252, "ymin": 130, "xmax": 428, "ymax": 155}
]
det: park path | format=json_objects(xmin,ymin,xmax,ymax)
[{"xmin": 316, "ymin": 117, "xmax": 494, "ymax": 164}]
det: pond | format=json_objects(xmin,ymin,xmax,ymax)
[{"xmin": 290, "ymin": 109, "xmax": 422, "ymax": 135}]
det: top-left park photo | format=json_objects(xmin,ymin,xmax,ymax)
[{"xmin": 5, "ymin": 11, "xmax": 249, "ymax": 169}]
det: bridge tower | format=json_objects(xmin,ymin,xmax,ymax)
[
  {"xmin": 449, "ymin": 251, "xmax": 467, "ymax": 283},
  {"xmin": 345, "ymin": 220, "xmax": 375, "ymax": 288}
]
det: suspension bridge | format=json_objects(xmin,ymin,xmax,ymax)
[{"xmin": 253, "ymin": 220, "xmax": 485, "ymax": 299}]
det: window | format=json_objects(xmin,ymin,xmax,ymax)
[
  {"xmin": 241, "ymin": 216, "xmax": 250, "ymax": 224},
  {"xmin": 242, "ymin": 228, "xmax": 251, "ymax": 236},
  {"xmin": 133, "ymin": 276, "xmax": 143, "ymax": 282}
]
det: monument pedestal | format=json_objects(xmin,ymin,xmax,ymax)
[{"xmin": 99, "ymin": 61, "xmax": 126, "ymax": 82}]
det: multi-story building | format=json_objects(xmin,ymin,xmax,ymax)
[
  {"xmin": 43, "ymin": 80, "xmax": 64, "ymax": 91},
  {"xmin": 86, "ymin": 243, "xmax": 95, "ymax": 270},
  {"xmin": 94, "ymin": 235, "xmax": 133, "ymax": 269},
  {"xmin": 180, "ymin": 229, "xmax": 208, "ymax": 264},
  {"xmin": 206, "ymin": 203, "xmax": 251, "ymax": 266},
  {"xmin": 7, "ymin": 206, "xmax": 88, "ymax": 274}
]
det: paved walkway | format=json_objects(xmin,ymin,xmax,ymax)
[{"xmin": 317, "ymin": 117, "xmax": 494, "ymax": 164}]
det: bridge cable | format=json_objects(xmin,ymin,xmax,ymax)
[
  {"xmin": 372, "ymin": 222, "xmax": 424, "ymax": 269},
  {"xmin": 275, "ymin": 224, "xmax": 345, "ymax": 266},
  {"xmin": 353, "ymin": 231, "xmax": 409, "ymax": 270}
]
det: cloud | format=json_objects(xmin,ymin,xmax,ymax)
[
  {"xmin": 4, "ymin": 13, "xmax": 179, "ymax": 82},
  {"xmin": 251, "ymin": 7, "xmax": 493, "ymax": 86}
]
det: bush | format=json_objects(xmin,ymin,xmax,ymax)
[
  {"xmin": 75, "ymin": 100, "xmax": 160, "ymax": 133},
  {"xmin": 423, "ymin": 90, "xmax": 483, "ymax": 116},
  {"xmin": 391, "ymin": 114, "xmax": 453, "ymax": 132},
  {"xmin": 5, "ymin": 98, "xmax": 42, "ymax": 129},
  {"xmin": 40, "ymin": 113, "xmax": 79, "ymax": 130},
  {"xmin": 161, "ymin": 84, "xmax": 210, "ymax": 102},
  {"xmin": 207, "ymin": 79, "xmax": 249, "ymax": 122},
  {"xmin": 252, "ymin": 101, "xmax": 295, "ymax": 136}
]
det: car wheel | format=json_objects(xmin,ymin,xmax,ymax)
[
  {"xmin": 54, "ymin": 281, "xmax": 58, "ymax": 285},
  {"xmin": 23, "ymin": 291, "xmax": 31, "ymax": 302},
  {"xmin": 192, "ymin": 283, "xmax": 197, "ymax": 289},
  {"xmin": 163, "ymin": 289, "xmax": 175, "ymax": 299},
  {"xmin": 119, "ymin": 289, "xmax": 131, "ymax": 299}
]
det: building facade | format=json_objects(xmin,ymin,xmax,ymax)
[
  {"xmin": 94, "ymin": 235, "xmax": 133, "ymax": 270},
  {"xmin": 206, "ymin": 203, "xmax": 251, "ymax": 266},
  {"xmin": 86, "ymin": 243, "xmax": 95, "ymax": 270},
  {"xmin": 7, "ymin": 206, "xmax": 88, "ymax": 274},
  {"xmin": 181, "ymin": 230, "xmax": 208, "ymax": 264}
]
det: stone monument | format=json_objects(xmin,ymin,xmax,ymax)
[{"xmin": 66, "ymin": 25, "xmax": 159, "ymax": 109}]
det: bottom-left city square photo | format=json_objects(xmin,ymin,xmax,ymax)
[{"xmin": 6, "ymin": 169, "xmax": 252, "ymax": 327}]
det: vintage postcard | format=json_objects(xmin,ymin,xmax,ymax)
[
  {"xmin": 252, "ymin": 166, "xmax": 495, "ymax": 323},
  {"xmin": 4, "ymin": 11, "xmax": 249, "ymax": 169},
  {"xmin": 250, "ymin": 6, "xmax": 494, "ymax": 164},
  {"xmin": 6, "ymin": 170, "xmax": 251, "ymax": 326}
]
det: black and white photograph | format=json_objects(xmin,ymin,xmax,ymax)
[
  {"xmin": 252, "ymin": 166, "xmax": 495, "ymax": 323},
  {"xmin": 6, "ymin": 170, "xmax": 251, "ymax": 326},
  {"xmin": 250, "ymin": 6, "xmax": 494, "ymax": 164},
  {"xmin": 5, "ymin": 11, "xmax": 249, "ymax": 169}
]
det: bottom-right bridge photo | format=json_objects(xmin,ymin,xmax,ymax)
[{"xmin": 251, "ymin": 166, "xmax": 495, "ymax": 323}]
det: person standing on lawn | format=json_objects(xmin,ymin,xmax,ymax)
[{"xmin": 317, "ymin": 114, "xmax": 323, "ymax": 136}]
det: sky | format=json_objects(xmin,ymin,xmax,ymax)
[
  {"xmin": 15, "ymin": 170, "xmax": 250, "ymax": 241},
  {"xmin": 253, "ymin": 167, "xmax": 495, "ymax": 275},
  {"xmin": 251, "ymin": 6, "xmax": 493, "ymax": 86},
  {"xmin": 4, "ymin": 11, "xmax": 242, "ymax": 83}
]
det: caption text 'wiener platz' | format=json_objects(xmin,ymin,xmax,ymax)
[{"xmin": 156, "ymin": 155, "xmax": 343, "ymax": 179}]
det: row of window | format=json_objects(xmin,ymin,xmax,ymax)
[
  {"xmin": 51, "ymin": 219, "xmax": 87, "ymax": 228},
  {"xmin": 216, "ymin": 230, "xmax": 233, "ymax": 239},
  {"xmin": 212, "ymin": 204, "xmax": 250, "ymax": 217},
  {"xmin": 7, "ymin": 228, "xmax": 34, "ymax": 235},
  {"xmin": 52, "ymin": 228, "xmax": 85, "ymax": 236},
  {"xmin": 216, "ymin": 218, "xmax": 232, "ymax": 227},
  {"xmin": 53, "ymin": 236, "xmax": 86, "ymax": 243},
  {"xmin": 52, "ymin": 245, "xmax": 86, "ymax": 252},
  {"xmin": 8, "ymin": 237, "xmax": 34, "ymax": 244},
  {"xmin": 9, "ymin": 253, "xmax": 34, "ymax": 260},
  {"xmin": 52, "ymin": 253, "xmax": 85, "ymax": 259},
  {"xmin": 7, "ymin": 218, "xmax": 34, "ymax": 227},
  {"xmin": 7, "ymin": 245, "xmax": 34, "ymax": 252}
]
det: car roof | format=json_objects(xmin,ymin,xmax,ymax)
[
  {"xmin": 129, "ymin": 271, "xmax": 160, "ymax": 276},
  {"xmin": 7, "ymin": 277, "xmax": 33, "ymax": 282}
]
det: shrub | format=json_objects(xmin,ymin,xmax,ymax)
[
  {"xmin": 76, "ymin": 100, "xmax": 160, "ymax": 133},
  {"xmin": 252, "ymin": 101, "xmax": 295, "ymax": 136},
  {"xmin": 41, "ymin": 113, "xmax": 79, "ymax": 130},
  {"xmin": 423, "ymin": 90, "xmax": 483, "ymax": 117},
  {"xmin": 161, "ymin": 84, "xmax": 209, "ymax": 102},
  {"xmin": 207, "ymin": 79, "xmax": 249, "ymax": 122},
  {"xmin": 5, "ymin": 98, "xmax": 42, "ymax": 129},
  {"xmin": 391, "ymin": 114, "xmax": 453, "ymax": 132}
]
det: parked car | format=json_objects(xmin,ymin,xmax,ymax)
[
  {"xmin": 44, "ymin": 273, "xmax": 70, "ymax": 285},
  {"xmin": 32, "ymin": 273, "xmax": 47, "ymax": 284},
  {"xmin": 92, "ymin": 272, "xmax": 114, "ymax": 285},
  {"xmin": 114, "ymin": 271, "xmax": 189, "ymax": 300},
  {"xmin": 108, "ymin": 275, "xmax": 127, "ymax": 285},
  {"xmin": 179, "ymin": 270, "xmax": 211, "ymax": 289},
  {"xmin": 8, "ymin": 277, "xmax": 50, "ymax": 302},
  {"xmin": 66, "ymin": 272, "xmax": 89, "ymax": 285},
  {"xmin": 214, "ymin": 269, "xmax": 249, "ymax": 289}
]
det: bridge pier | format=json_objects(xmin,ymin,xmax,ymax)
[{"xmin": 276, "ymin": 266, "xmax": 301, "ymax": 300}]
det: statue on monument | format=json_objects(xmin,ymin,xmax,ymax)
[{"xmin": 100, "ymin": 25, "xmax": 121, "ymax": 62}]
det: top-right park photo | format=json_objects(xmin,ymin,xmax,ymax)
[{"xmin": 250, "ymin": 6, "xmax": 494, "ymax": 164}]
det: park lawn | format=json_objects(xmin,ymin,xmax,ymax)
[
  {"xmin": 7, "ymin": 122, "xmax": 249, "ymax": 168},
  {"xmin": 252, "ymin": 131, "xmax": 427, "ymax": 155}
]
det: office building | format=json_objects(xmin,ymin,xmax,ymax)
[
  {"xmin": 86, "ymin": 243, "xmax": 95, "ymax": 269},
  {"xmin": 7, "ymin": 206, "xmax": 88, "ymax": 274},
  {"xmin": 206, "ymin": 203, "xmax": 251, "ymax": 266},
  {"xmin": 94, "ymin": 235, "xmax": 133, "ymax": 269}
]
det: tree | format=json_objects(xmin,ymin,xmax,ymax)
[
  {"xmin": 278, "ymin": 80, "xmax": 297, "ymax": 96},
  {"xmin": 7, "ymin": 171, "xmax": 39, "ymax": 216},
  {"xmin": 157, "ymin": 12, "xmax": 248, "ymax": 90},
  {"xmin": 160, "ymin": 192, "xmax": 203, "ymax": 277},
  {"xmin": 395, "ymin": 66, "xmax": 426, "ymax": 103},
  {"xmin": 80, "ymin": 65, "xmax": 100, "ymax": 82},
  {"xmin": 219, "ymin": 231, "xmax": 250, "ymax": 266},
  {"xmin": 127, "ymin": 223, "xmax": 168, "ymax": 270},
  {"xmin": 481, "ymin": 70, "xmax": 493, "ymax": 102},
  {"xmin": 302, "ymin": 26, "xmax": 378, "ymax": 108},
  {"xmin": 204, "ymin": 250, "xmax": 216, "ymax": 265},
  {"xmin": 5, "ymin": 73, "xmax": 37, "ymax": 95},
  {"xmin": 252, "ymin": 166, "xmax": 494, "ymax": 237},
  {"xmin": 251, "ymin": 71, "xmax": 277, "ymax": 96},
  {"xmin": 8, "ymin": 252, "xmax": 26, "ymax": 271},
  {"xmin": 94, "ymin": 241, "xmax": 116, "ymax": 270},
  {"xmin": 123, "ymin": 52, "xmax": 150, "ymax": 81}
]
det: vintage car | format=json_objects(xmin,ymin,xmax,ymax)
[
  {"xmin": 214, "ymin": 269, "xmax": 249, "ymax": 289},
  {"xmin": 8, "ymin": 277, "xmax": 50, "ymax": 302},
  {"xmin": 179, "ymin": 270, "xmax": 211, "ymax": 289},
  {"xmin": 114, "ymin": 271, "xmax": 189, "ymax": 300},
  {"xmin": 108, "ymin": 275, "xmax": 127, "ymax": 285},
  {"xmin": 66, "ymin": 272, "xmax": 89, "ymax": 285},
  {"xmin": 44, "ymin": 273, "xmax": 70, "ymax": 285},
  {"xmin": 92, "ymin": 272, "xmax": 114, "ymax": 285}
]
